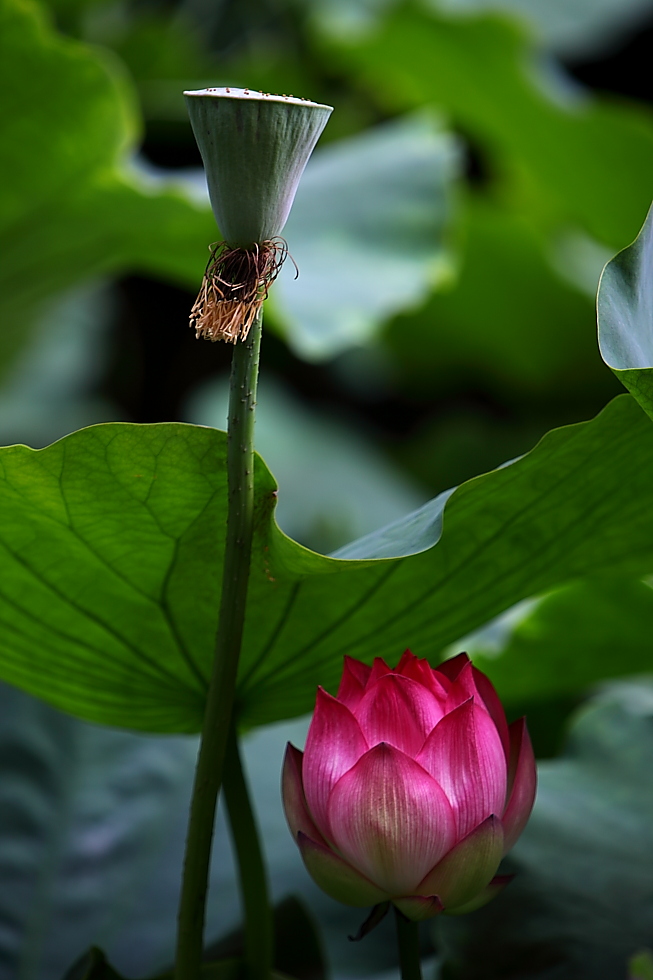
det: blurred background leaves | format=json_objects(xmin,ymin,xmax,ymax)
[
  {"xmin": 0, "ymin": 0, "xmax": 215, "ymax": 372},
  {"xmin": 0, "ymin": 680, "xmax": 201, "ymax": 980},
  {"xmin": 3, "ymin": 0, "xmax": 653, "ymax": 975}
]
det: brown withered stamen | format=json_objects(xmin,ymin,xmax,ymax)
[{"xmin": 190, "ymin": 239, "xmax": 293, "ymax": 344}]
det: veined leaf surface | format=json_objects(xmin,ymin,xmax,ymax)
[{"xmin": 0, "ymin": 396, "xmax": 651, "ymax": 731}]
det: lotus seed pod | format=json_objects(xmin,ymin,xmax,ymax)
[{"xmin": 184, "ymin": 87, "xmax": 333, "ymax": 247}]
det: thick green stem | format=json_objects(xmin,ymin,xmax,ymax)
[
  {"xmin": 223, "ymin": 721, "xmax": 274, "ymax": 980},
  {"xmin": 175, "ymin": 312, "xmax": 263, "ymax": 980},
  {"xmin": 394, "ymin": 908, "xmax": 423, "ymax": 980}
]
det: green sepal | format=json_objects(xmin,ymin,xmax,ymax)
[
  {"xmin": 417, "ymin": 815, "xmax": 504, "ymax": 912},
  {"xmin": 444, "ymin": 874, "xmax": 514, "ymax": 916},
  {"xmin": 392, "ymin": 895, "xmax": 444, "ymax": 922},
  {"xmin": 297, "ymin": 832, "xmax": 389, "ymax": 907},
  {"xmin": 348, "ymin": 902, "xmax": 391, "ymax": 941}
]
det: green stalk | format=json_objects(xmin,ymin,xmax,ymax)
[
  {"xmin": 223, "ymin": 721, "xmax": 274, "ymax": 980},
  {"xmin": 175, "ymin": 311, "xmax": 263, "ymax": 980},
  {"xmin": 394, "ymin": 908, "xmax": 423, "ymax": 980}
]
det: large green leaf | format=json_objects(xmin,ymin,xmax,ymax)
[
  {"xmin": 0, "ymin": 395, "xmax": 652, "ymax": 731},
  {"xmin": 436, "ymin": 680, "xmax": 653, "ymax": 978},
  {"xmin": 598, "ymin": 202, "xmax": 653, "ymax": 421},
  {"xmin": 0, "ymin": 0, "xmax": 214, "ymax": 370}
]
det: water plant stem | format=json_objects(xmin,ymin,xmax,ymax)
[
  {"xmin": 394, "ymin": 908, "xmax": 423, "ymax": 980},
  {"xmin": 175, "ymin": 310, "xmax": 263, "ymax": 980},
  {"xmin": 223, "ymin": 720, "xmax": 274, "ymax": 980}
]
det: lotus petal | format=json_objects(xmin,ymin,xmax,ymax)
[
  {"xmin": 395, "ymin": 649, "xmax": 418, "ymax": 675},
  {"xmin": 395, "ymin": 650, "xmax": 448, "ymax": 701},
  {"xmin": 443, "ymin": 659, "xmax": 479, "ymax": 712},
  {"xmin": 345, "ymin": 656, "xmax": 373, "ymax": 688},
  {"xmin": 303, "ymin": 688, "xmax": 368, "ymax": 837},
  {"xmin": 434, "ymin": 652, "xmax": 470, "ymax": 683},
  {"xmin": 281, "ymin": 743, "xmax": 327, "ymax": 845},
  {"xmin": 354, "ymin": 673, "xmax": 443, "ymax": 755},
  {"xmin": 327, "ymin": 742, "xmax": 456, "ymax": 895},
  {"xmin": 417, "ymin": 699, "xmax": 507, "ymax": 838},
  {"xmin": 502, "ymin": 718, "xmax": 537, "ymax": 852},
  {"xmin": 392, "ymin": 895, "xmax": 444, "ymax": 921},
  {"xmin": 417, "ymin": 815, "xmax": 503, "ymax": 910},
  {"xmin": 336, "ymin": 657, "xmax": 369, "ymax": 711},
  {"xmin": 471, "ymin": 666, "xmax": 510, "ymax": 758},
  {"xmin": 297, "ymin": 832, "xmax": 389, "ymax": 907},
  {"xmin": 368, "ymin": 656, "xmax": 393, "ymax": 685},
  {"xmin": 445, "ymin": 874, "xmax": 514, "ymax": 915}
]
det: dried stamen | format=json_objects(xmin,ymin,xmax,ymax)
[{"xmin": 190, "ymin": 239, "xmax": 293, "ymax": 343}]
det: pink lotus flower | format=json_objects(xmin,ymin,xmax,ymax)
[{"xmin": 282, "ymin": 651, "xmax": 536, "ymax": 921}]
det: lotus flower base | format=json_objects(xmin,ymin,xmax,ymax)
[{"xmin": 190, "ymin": 239, "xmax": 290, "ymax": 343}]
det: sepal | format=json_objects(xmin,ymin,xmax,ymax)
[
  {"xmin": 348, "ymin": 902, "xmax": 390, "ymax": 941},
  {"xmin": 281, "ymin": 743, "xmax": 326, "ymax": 845},
  {"xmin": 503, "ymin": 718, "xmax": 537, "ymax": 852},
  {"xmin": 297, "ymin": 832, "xmax": 389, "ymax": 907},
  {"xmin": 416, "ymin": 815, "xmax": 503, "ymax": 910},
  {"xmin": 445, "ymin": 874, "xmax": 514, "ymax": 915},
  {"xmin": 392, "ymin": 895, "xmax": 444, "ymax": 921}
]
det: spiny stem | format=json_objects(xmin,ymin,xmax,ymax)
[
  {"xmin": 395, "ymin": 908, "xmax": 423, "ymax": 980},
  {"xmin": 223, "ymin": 721, "xmax": 274, "ymax": 980},
  {"xmin": 174, "ymin": 311, "xmax": 263, "ymax": 980}
]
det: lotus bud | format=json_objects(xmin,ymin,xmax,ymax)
[
  {"xmin": 184, "ymin": 87, "xmax": 332, "ymax": 344},
  {"xmin": 282, "ymin": 651, "xmax": 536, "ymax": 922}
]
